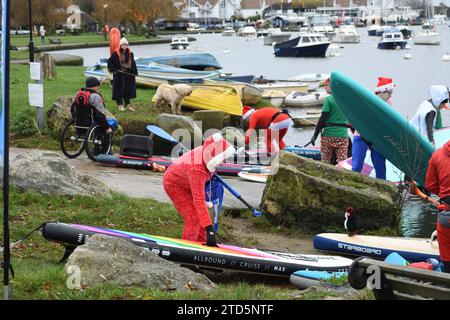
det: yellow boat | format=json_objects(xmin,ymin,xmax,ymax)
[{"xmin": 152, "ymin": 84, "xmax": 243, "ymax": 116}]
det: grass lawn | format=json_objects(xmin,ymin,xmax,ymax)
[{"xmin": 0, "ymin": 187, "xmax": 348, "ymax": 300}]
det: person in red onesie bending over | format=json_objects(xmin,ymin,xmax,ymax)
[
  {"xmin": 425, "ymin": 141, "xmax": 450, "ymax": 273},
  {"xmin": 242, "ymin": 106, "xmax": 293, "ymax": 154},
  {"xmin": 163, "ymin": 133, "xmax": 236, "ymax": 246}
]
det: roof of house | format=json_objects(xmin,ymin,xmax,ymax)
[{"xmin": 241, "ymin": 0, "xmax": 265, "ymax": 10}]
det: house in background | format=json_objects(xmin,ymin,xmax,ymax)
[
  {"xmin": 66, "ymin": 5, "xmax": 99, "ymax": 32},
  {"xmin": 178, "ymin": 0, "xmax": 241, "ymax": 21},
  {"xmin": 240, "ymin": 0, "xmax": 280, "ymax": 18}
]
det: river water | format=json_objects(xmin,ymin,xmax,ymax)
[{"xmin": 56, "ymin": 25, "xmax": 450, "ymax": 237}]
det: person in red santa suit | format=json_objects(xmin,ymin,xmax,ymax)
[
  {"xmin": 242, "ymin": 106, "xmax": 293, "ymax": 154},
  {"xmin": 163, "ymin": 133, "xmax": 236, "ymax": 246},
  {"xmin": 425, "ymin": 142, "xmax": 450, "ymax": 273}
]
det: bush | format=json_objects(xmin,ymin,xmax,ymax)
[{"xmin": 11, "ymin": 110, "xmax": 38, "ymax": 137}]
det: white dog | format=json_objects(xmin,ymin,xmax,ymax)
[{"xmin": 153, "ymin": 83, "xmax": 192, "ymax": 115}]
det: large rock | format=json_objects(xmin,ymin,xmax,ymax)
[
  {"xmin": 66, "ymin": 234, "xmax": 216, "ymax": 291},
  {"xmin": 193, "ymin": 110, "xmax": 224, "ymax": 138},
  {"xmin": 156, "ymin": 113, "xmax": 203, "ymax": 150},
  {"xmin": 261, "ymin": 151, "xmax": 401, "ymax": 233},
  {"xmin": 9, "ymin": 151, "xmax": 111, "ymax": 197},
  {"xmin": 47, "ymin": 95, "xmax": 119, "ymax": 139}
]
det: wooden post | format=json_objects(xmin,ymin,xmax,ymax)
[{"xmin": 40, "ymin": 53, "xmax": 56, "ymax": 80}]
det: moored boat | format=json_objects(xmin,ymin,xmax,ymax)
[
  {"xmin": 263, "ymin": 28, "xmax": 291, "ymax": 45},
  {"xmin": 413, "ymin": 29, "xmax": 440, "ymax": 45},
  {"xmin": 135, "ymin": 52, "xmax": 222, "ymax": 71},
  {"xmin": 274, "ymin": 33, "xmax": 331, "ymax": 57},
  {"xmin": 254, "ymin": 81, "xmax": 309, "ymax": 95},
  {"xmin": 284, "ymin": 91, "xmax": 328, "ymax": 108},
  {"xmin": 377, "ymin": 28, "xmax": 407, "ymax": 49},
  {"xmin": 170, "ymin": 37, "xmax": 190, "ymax": 50},
  {"xmin": 332, "ymin": 25, "xmax": 360, "ymax": 43},
  {"xmin": 152, "ymin": 84, "xmax": 243, "ymax": 116}
]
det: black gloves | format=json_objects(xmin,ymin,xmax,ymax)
[{"xmin": 205, "ymin": 225, "xmax": 217, "ymax": 247}]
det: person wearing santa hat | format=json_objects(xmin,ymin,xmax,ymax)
[
  {"xmin": 163, "ymin": 133, "xmax": 236, "ymax": 246},
  {"xmin": 425, "ymin": 142, "xmax": 450, "ymax": 273},
  {"xmin": 242, "ymin": 106, "xmax": 294, "ymax": 154},
  {"xmin": 352, "ymin": 77, "xmax": 395, "ymax": 180},
  {"xmin": 107, "ymin": 37, "xmax": 138, "ymax": 112},
  {"xmin": 410, "ymin": 85, "xmax": 449, "ymax": 147},
  {"xmin": 310, "ymin": 78, "xmax": 349, "ymax": 164}
]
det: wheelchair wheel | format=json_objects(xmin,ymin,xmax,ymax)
[
  {"xmin": 60, "ymin": 119, "xmax": 86, "ymax": 158},
  {"xmin": 85, "ymin": 124, "xmax": 113, "ymax": 162}
]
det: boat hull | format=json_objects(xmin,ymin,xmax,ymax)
[
  {"xmin": 377, "ymin": 41, "xmax": 407, "ymax": 49},
  {"xmin": 274, "ymin": 43, "xmax": 330, "ymax": 57}
]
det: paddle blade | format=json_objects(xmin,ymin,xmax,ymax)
[{"xmin": 146, "ymin": 125, "xmax": 179, "ymax": 144}]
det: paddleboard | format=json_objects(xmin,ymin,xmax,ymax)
[
  {"xmin": 42, "ymin": 222, "xmax": 353, "ymax": 277},
  {"xmin": 109, "ymin": 28, "xmax": 121, "ymax": 56},
  {"xmin": 238, "ymin": 171, "xmax": 269, "ymax": 183},
  {"xmin": 313, "ymin": 233, "xmax": 440, "ymax": 262},
  {"xmin": 96, "ymin": 154, "xmax": 269, "ymax": 177},
  {"xmin": 284, "ymin": 145, "xmax": 321, "ymax": 160},
  {"xmin": 330, "ymin": 71, "xmax": 434, "ymax": 186},
  {"xmin": 290, "ymin": 270, "xmax": 348, "ymax": 289}
]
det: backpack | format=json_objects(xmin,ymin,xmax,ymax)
[{"xmin": 70, "ymin": 89, "xmax": 93, "ymax": 124}]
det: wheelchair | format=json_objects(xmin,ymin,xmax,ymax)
[{"xmin": 60, "ymin": 100, "xmax": 114, "ymax": 162}]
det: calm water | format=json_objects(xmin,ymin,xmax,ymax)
[{"xmin": 56, "ymin": 25, "xmax": 450, "ymax": 237}]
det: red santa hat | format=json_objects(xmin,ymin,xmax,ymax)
[
  {"xmin": 202, "ymin": 133, "xmax": 236, "ymax": 173},
  {"xmin": 375, "ymin": 77, "xmax": 395, "ymax": 93},
  {"xmin": 242, "ymin": 106, "xmax": 255, "ymax": 120}
]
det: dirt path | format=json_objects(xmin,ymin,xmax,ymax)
[{"xmin": 221, "ymin": 217, "xmax": 317, "ymax": 254}]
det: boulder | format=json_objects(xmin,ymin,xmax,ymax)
[
  {"xmin": 193, "ymin": 110, "xmax": 224, "ymax": 138},
  {"xmin": 156, "ymin": 113, "xmax": 203, "ymax": 150},
  {"xmin": 221, "ymin": 126, "xmax": 245, "ymax": 148},
  {"xmin": 9, "ymin": 151, "xmax": 111, "ymax": 197},
  {"xmin": 47, "ymin": 95, "xmax": 119, "ymax": 139},
  {"xmin": 261, "ymin": 151, "xmax": 401, "ymax": 233},
  {"xmin": 66, "ymin": 234, "xmax": 216, "ymax": 291}
]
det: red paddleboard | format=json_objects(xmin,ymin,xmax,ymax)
[{"xmin": 109, "ymin": 28, "xmax": 121, "ymax": 56}]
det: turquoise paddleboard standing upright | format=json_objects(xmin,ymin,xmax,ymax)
[{"xmin": 329, "ymin": 71, "xmax": 435, "ymax": 186}]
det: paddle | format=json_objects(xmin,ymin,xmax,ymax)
[
  {"xmin": 146, "ymin": 125, "xmax": 263, "ymax": 217},
  {"xmin": 409, "ymin": 180, "xmax": 439, "ymax": 206}
]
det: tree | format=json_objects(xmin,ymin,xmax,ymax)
[
  {"xmin": 11, "ymin": 0, "xmax": 69, "ymax": 31},
  {"xmin": 92, "ymin": 0, "xmax": 180, "ymax": 34},
  {"xmin": 74, "ymin": 0, "xmax": 95, "ymax": 15}
]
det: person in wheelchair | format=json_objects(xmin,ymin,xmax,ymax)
[
  {"xmin": 73, "ymin": 77, "xmax": 116, "ymax": 156},
  {"xmin": 74, "ymin": 77, "xmax": 113, "ymax": 135}
]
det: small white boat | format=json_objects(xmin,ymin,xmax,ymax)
[
  {"xmin": 413, "ymin": 30, "xmax": 440, "ymax": 45},
  {"xmin": 262, "ymin": 90, "xmax": 286, "ymax": 108},
  {"xmin": 263, "ymin": 28, "xmax": 291, "ymax": 45},
  {"xmin": 240, "ymin": 26, "xmax": 257, "ymax": 38},
  {"xmin": 222, "ymin": 27, "xmax": 235, "ymax": 37},
  {"xmin": 284, "ymin": 91, "xmax": 328, "ymax": 108},
  {"xmin": 255, "ymin": 82, "xmax": 309, "ymax": 95},
  {"xmin": 293, "ymin": 115, "xmax": 320, "ymax": 127},
  {"xmin": 170, "ymin": 37, "xmax": 190, "ymax": 50},
  {"xmin": 288, "ymin": 73, "xmax": 330, "ymax": 85},
  {"xmin": 332, "ymin": 25, "xmax": 360, "ymax": 43}
]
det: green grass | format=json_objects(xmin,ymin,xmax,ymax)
[
  {"xmin": 0, "ymin": 187, "xmax": 323, "ymax": 300},
  {"xmin": 10, "ymin": 33, "xmax": 154, "ymax": 48}
]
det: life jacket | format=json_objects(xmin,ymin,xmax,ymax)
[
  {"xmin": 410, "ymin": 100, "xmax": 436, "ymax": 137},
  {"xmin": 115, "ymin": 47, "xmax": 133, "ymax": 69}
]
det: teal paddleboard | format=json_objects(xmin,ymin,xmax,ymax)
[{"xmin": 330, "ymin": 71, "xmax": 434, "ymax": 186}]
